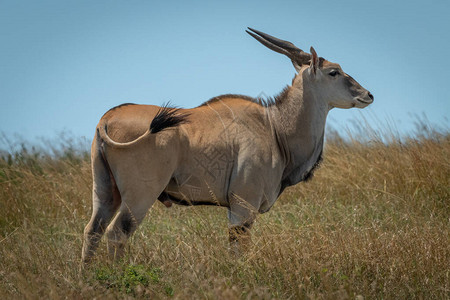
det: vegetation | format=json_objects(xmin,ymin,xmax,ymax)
[{"xmin": 0, "ymin": 121, "xmax": 448, "ymax": 299}]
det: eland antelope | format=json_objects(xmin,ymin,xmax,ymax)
[{"xmin": 82, "ymin": 28, "xmax": 373, "ymax": 262}]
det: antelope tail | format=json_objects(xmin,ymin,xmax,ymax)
[
  {"xmin": 97, "ymin": 105, "xmax": 189, "ymax": 148},
  {"xmin": 97, "ymin": 124, "xmax": 151, "ymax": 148}
]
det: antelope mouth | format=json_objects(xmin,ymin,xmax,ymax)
[{"xmin": 355, "ymin": 97, "xmax": 373, "ymax": 105}]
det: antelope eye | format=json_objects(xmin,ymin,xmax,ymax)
[{"xmin": 329, "ymin": 70, "xmax": 339, "ymax": 77}]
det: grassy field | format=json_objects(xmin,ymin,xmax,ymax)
[{"xmin": 0, "ymin": 123, "xmax": 449, "ymax": 299}]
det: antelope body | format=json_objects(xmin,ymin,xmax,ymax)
[{"xmin": 82, "ymin": 28, "xmax": 373, "ymax": 262}]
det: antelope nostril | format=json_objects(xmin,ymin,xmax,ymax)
[{"xmin": 368, "ymin": 92, "xmax": 374, "ymax": 101}]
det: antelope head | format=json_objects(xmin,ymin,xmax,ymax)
[{"xmin": 246, "ymin": 28, "xmax": 374, "ymax": 109}]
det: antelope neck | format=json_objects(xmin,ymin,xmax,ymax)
[{"xmin": 269, "ymin": 73, "xmax": 329, "ymax": 188}]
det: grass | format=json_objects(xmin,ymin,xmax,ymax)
[{"xmin": 0, "ymin": 121, "xmax": 449, "ymax": 299}]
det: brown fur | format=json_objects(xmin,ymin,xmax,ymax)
[{"xmin": 82, "ymin": 29, "xmax": 373, "ymax": 262}]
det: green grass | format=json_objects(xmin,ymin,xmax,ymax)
[{"xmin": 0, "ymin": 124, "xmax": 448, "ymax": 299}]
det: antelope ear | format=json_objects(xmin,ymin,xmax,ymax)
[{"xmin": 309, "ymin": 46, "xmax": 319, "ymax": 74}]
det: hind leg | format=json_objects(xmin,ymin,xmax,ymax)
[
  {"xmin": 82, "ymin": 148, "xmax": 121, "ymax": 263},
  {"xmin": 105, "ymin": 184, "xmax": 164, "ymax": 260},
  {"xmin": 104, "ymin": 159, "xmax": 175, "ymax": 260},
  {"xmin": 101, "ymin": 131, "xmax": 179, "ymax": 260}
]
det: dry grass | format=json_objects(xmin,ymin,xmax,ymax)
[{"xmin": 0, "ymin": 122, "xmax": 449, "ymax": 299}]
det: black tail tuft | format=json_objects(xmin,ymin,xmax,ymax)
[{"xmin": 150, "ymin": 103, "xmax": 189, "ymax": 134}]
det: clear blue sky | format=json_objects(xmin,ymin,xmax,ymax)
[{"xmin": 1, "ymin": 0, "xmax": 449, "ymax": 141}]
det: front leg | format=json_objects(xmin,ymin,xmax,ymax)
[
  {"xmin": 228, "ymin": 221, "xmax": 253, "ymax": 256},
  {"xmin": 227, "ymin": 192, "xmax": 259, "ymax": 255}
]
